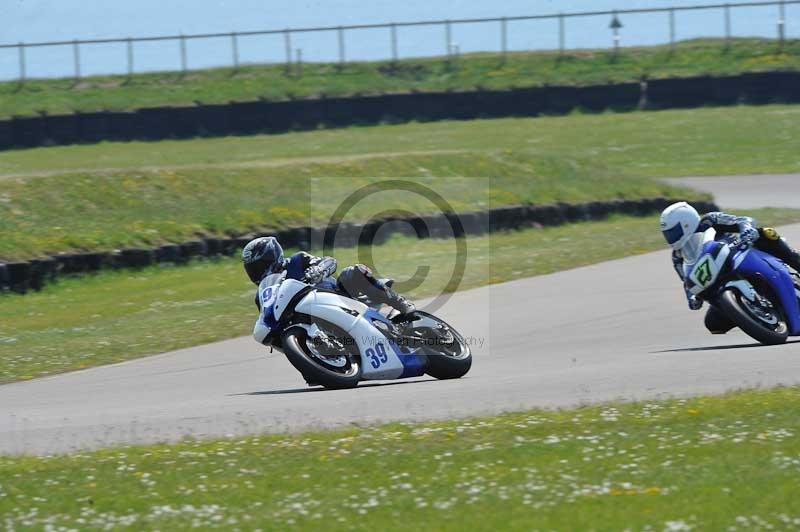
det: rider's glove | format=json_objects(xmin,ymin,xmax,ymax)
[
  {"xmin": 303, "ymin": 266, "xmax": 325, "ymax": 284},
  {"xmin": 688, "ymin": 295, "xmax": 704, "ymax": 311},
  {"xmin": 728, "ymin": 236, "xmax": 746, "ymax": 251},
  {"xmin": 740, "ymin": 227, "xmax": 759, "ymax": 246}
]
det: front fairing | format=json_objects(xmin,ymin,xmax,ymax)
[
  {"xmin": 253, "ymin": 273, "xmax": 310, "ymax": 343},
  {"xmin": 685, "ymin": 240, "xmax": 732, "ymax": 297},
  {"xmin": 732, "ymin": 247, "xmax": 800, "ymax": 335},
  {"xmin": 681, "ymin": 228, "xmax": 716, "ymax": 266}
]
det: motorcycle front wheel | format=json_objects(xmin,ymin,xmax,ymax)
[
  {"xmin": 282, "ymin": 326, "xmax": 362, "ymax": 389},
  {"xmin": 717, "ymin": 289, "xmax": 789, "ymax": 345},
  {"xmin": 404, "ymin": 311, "xmax": 472, "ymax": 380}
]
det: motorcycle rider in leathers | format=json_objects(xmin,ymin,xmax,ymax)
[
  {"xmin": 660, "ymin": 201, "xmax": 800, "ymax": 333},
  {"xmin": 242, "ymin": 236, "xmax": 415, "ymax": 345}
]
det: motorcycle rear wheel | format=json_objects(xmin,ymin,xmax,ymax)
[
  {"xmin": 717, "ymin": 289, "xmax": 789, "ymax": 345},
  {"xmin": 282, "ymin": 326, "xmax": 362, "ymax": 389}
]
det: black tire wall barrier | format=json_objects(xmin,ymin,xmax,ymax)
[
  {"xmin": 1, "ymin": 71, "xmax": 799, "ymax": 150},
  {"xmin": 0, "ymin": 197, "xmax": 717, "ymax": 295}
]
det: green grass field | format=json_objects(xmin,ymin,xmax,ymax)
[
  {"xmin": 0, "ymin": 159, "xmax": 697, "ymax": 261},
  {"xmin": 3, "ymin": 385, "xmax": 800, "ymax": 530},
  {"xmin": 3, "ymin": 41, "xmax": 800, "ymax": 527},
  {"xmin": 3, "ymin": 209, "xmax": 799, "ymax": 384},
  {"xmin": 5, "ymin": 103, "xmax": 800, "ymax": 260},
  {"xmin": 6, "ymin": 104, "xmax": 800, "ymax": 179},
  {"xmin": 1, "ymin": 38, "xmax": 798, "ymax": 118}
]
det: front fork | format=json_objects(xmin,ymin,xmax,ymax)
[
  {"xmin": 725, "ymin": 279, "xmax": 758, "ymax": 303},
  {"xmin": 724, "ymin": 278, "xmax": 784, "ymax": 314},
  {"xmin": 722, "ymin": 277, "xmax": 793, "ymax": 331},
  {"xmin": 293, "ymin": 323, "xmax": 345, "ymax": 355}
]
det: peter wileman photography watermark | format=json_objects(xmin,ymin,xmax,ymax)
[
  {"xmin": 310, "ymin": 178, "xmax": 488, "ymax": 315},
  {"xmin": 311, "ymin": 334, "xmax": 487, "ymax": 350}
]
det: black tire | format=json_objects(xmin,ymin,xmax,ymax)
[
  {"xmin": 407, "ymin": 311, "xmax": 472, "ymax": 380},
  {"xmin": 426, "ymin": 351, "xmax": 472, "ymax": 380},
  {"xmin": 717, "ymin": 289, "xmax": 789, "ymax": 346},
  {"xmin": 281, "ymin": 327, "xmax": 361, "ymax": 389},
  {"xmin": 704, "ymin": 305, "xmax": 735, "ymax": 334}
]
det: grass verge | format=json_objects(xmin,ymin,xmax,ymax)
[
  {"xmin": 2, "ymin": 209, "xmax": 799, "ymax": 384},
  {"xmin": 2, "ymin": 104, "xmax": 800, "ymax": 180},
  {"xmin": 2, "ymin": 385, "xmax": 800, "ymax": 530},
  {"xmin": 0, "ymin": 38, "xmax": 798, "ymax": 118},
  {"xmin": 0, "ymin": 155, "xmax": 701, "ymax": 260},
  {"xmin": 7, "ymin": 102, "xmax": 800, "ymax": 260}
]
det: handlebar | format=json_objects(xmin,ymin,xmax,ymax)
[{"xmin": 725, "ymin": 236, "xmax": 751, "ymax": 252}]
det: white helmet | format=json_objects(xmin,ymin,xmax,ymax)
[{"xmin": 660, "ymin": 202, "xmax": 701, "ymax": 251}]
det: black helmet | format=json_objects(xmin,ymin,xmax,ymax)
[{"xmin": 242, "ymin": 236, "xmax": 284, "ymax": 284}]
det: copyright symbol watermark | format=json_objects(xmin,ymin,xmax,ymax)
[{"xmin": 310, "ymin": 178, "xmax": 479, "ymax": 313}]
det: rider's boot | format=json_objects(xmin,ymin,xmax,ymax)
[
  {"xmin": 373, "ymin": 278, "xmax": 416, "ymax": 317},
  {"xmin": 759, "ymin": 228, "xmax": 800, "ymax": 272},
  {"xmin": 383, "ymin": 286, "xmax": 416, "ymax": 317},
  {"xmin": 774, "ymin": 237, "xmax": 800, "ymax": 272},
  {"xmin": 338, "ymin": 264, "xmax": 416, "ymax": 317}
]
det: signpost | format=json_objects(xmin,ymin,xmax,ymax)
[{"xmin": 610, "ymin": 13, "xmax": 623, "ymax": 57}]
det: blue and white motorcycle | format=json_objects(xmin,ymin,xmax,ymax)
[
  {"xmin": 685, "ymin": 231, "xmax": 800, "ymax": 345},
  {"xmin": 253, "ymin": 272, "xmax": 472, "ymax": 389}
]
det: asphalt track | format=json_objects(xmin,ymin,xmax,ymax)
[
  {"xmin": 665, "ymin": 174, "xmax": 800, "ymax": 209},
  {"xmin": 2, "ymin": 179, "xmax": 800, "ymax": 455}
]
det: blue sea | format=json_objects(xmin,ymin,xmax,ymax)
[{"xmin": 1, "ymin": 0, "xmax": 797, "ymax": 80}]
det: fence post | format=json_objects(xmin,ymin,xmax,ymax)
[
  {"xmin": 284, "ymin": 30, "xmax": 292, "ymax": 74},
  {"xmin": 18, "ymin": 42, "xmax": 26, "ymax": 83},
  {"xmin": 445, "ymin": 20, "xmax": 452, "ymax": 57},
  {"xmin": 778, "ymin": 0, "xmax": 786, "ymax": 51},
  {"xmin": 231, "ymin": 32, "xmax": 240, "ymax": 70},
  {"xmin": 559, "ymin": 14, "xmax": 565, "ymax": 56},
  {"xmin": 724, "ymin": 4, "xmax": 731, "ymax": 50},
  {"xmin": 72, "ymin": 40, "xmax": 81, "ymax": 80},
  {"xmin": 669, "ymin": 9, "xmax": 676, "ymax": 54},
  {"xmin": 337, "ymin": 26, "xmax": 346, "ymax": 66},
  {"xmin": 390, "ymin": 23, "xmax": 398, "ymax": 62},
  {"xmin": 126, "ymin": 37, "xmax": 134, "ymax": 76},
  {"xmin": 179, "ymin": 34, "xmax": 188, "ymax": 73},
  {"xmin": 500, "ymin": 17, "xmax": 508, "ymax": 61},
  {"xmin": 296, "ymin": 48, "xmax": 302, "ymax": 77}
]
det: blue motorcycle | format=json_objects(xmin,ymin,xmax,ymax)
[{"xmin": 686, "ymin": 235, "xmax": 800, "ymax": 345}]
